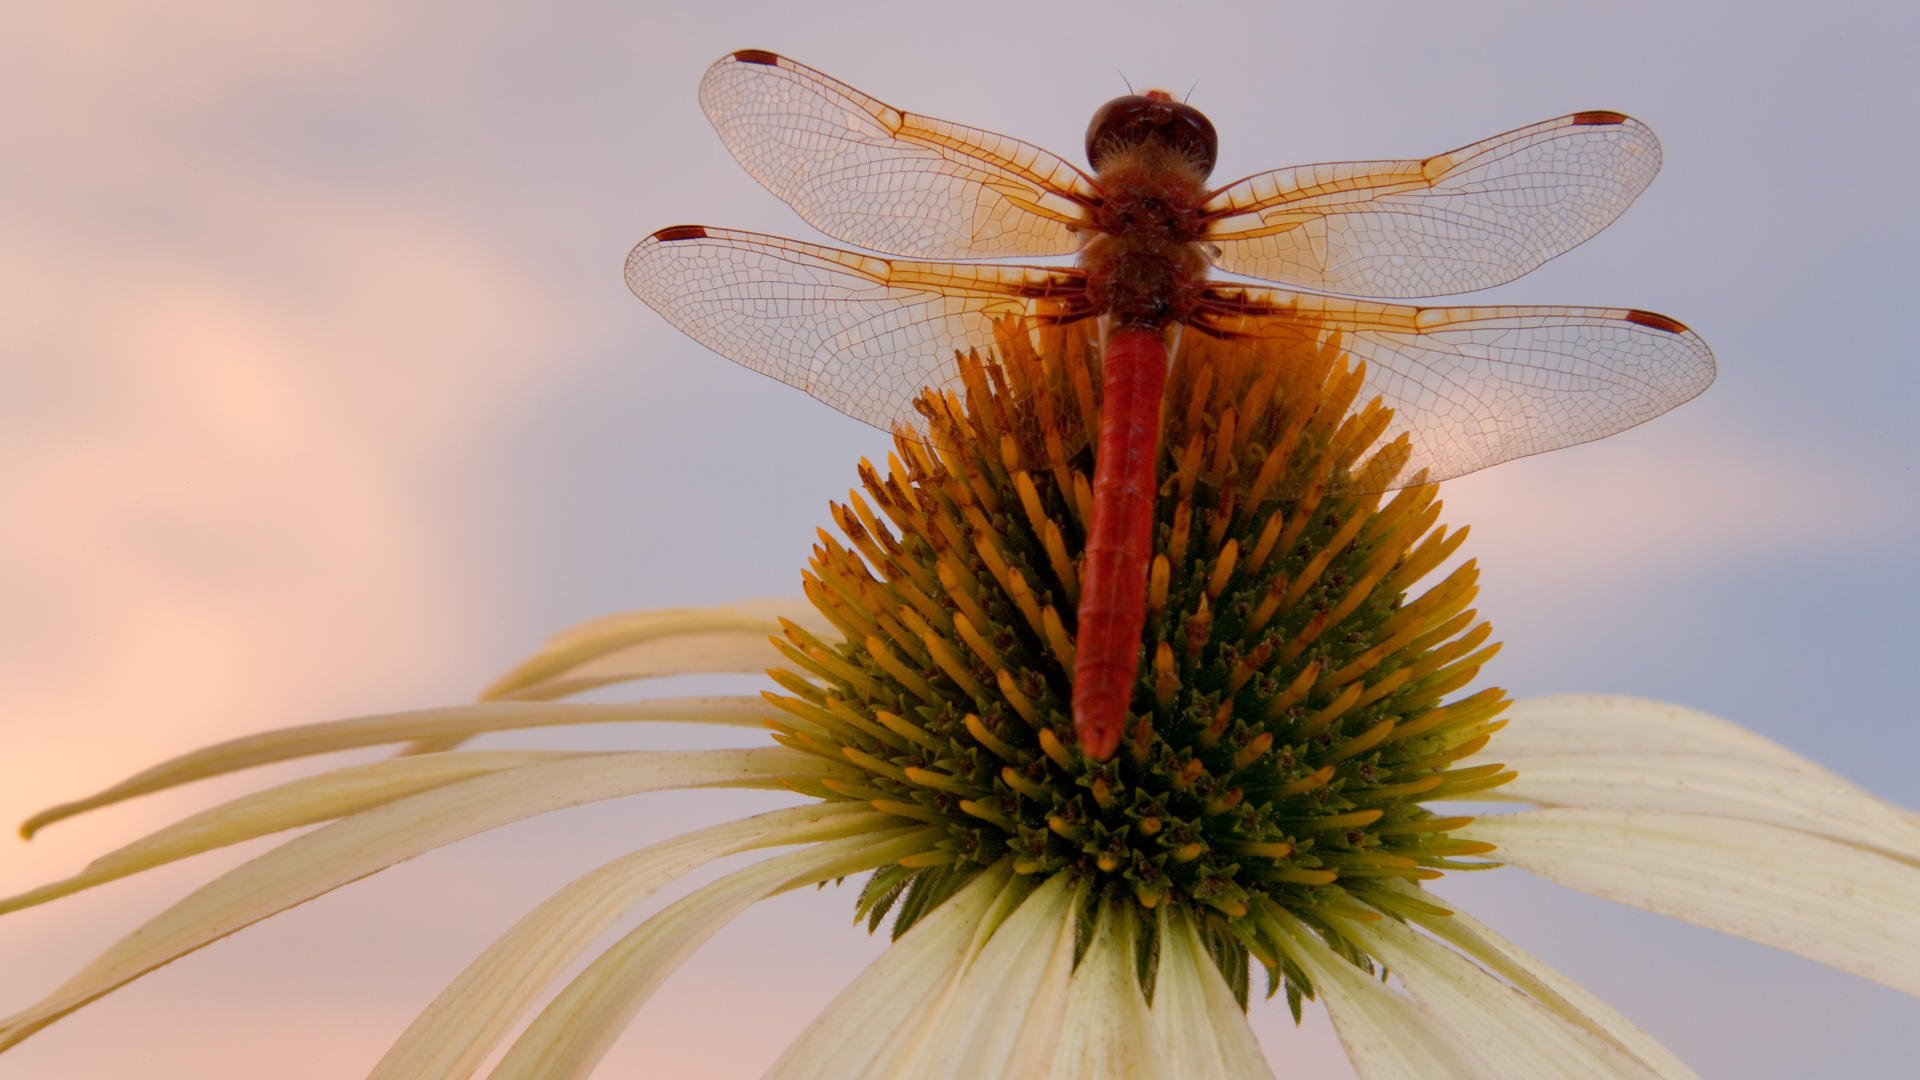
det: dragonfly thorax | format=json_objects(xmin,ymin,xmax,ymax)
[
  {"xmin": 1082, "ymin": 140, "xmax": 1213, "ymax": 330},
  {"xmin": 1080, "ymin": 232, "xmax": 1209, "ymax": 330}
]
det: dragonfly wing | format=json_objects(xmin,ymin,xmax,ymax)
[
  {"xmin": 1204, "ymin": 112, "xmax": 1661, "ymax": 298},
  {"xmin": 1200, "ymin": 285, "xmax": 1715, "ymax": 483},
  {"xmin": 627, "ymin": 225, "xmax": 1087, "ymax": 431},
  {"xmin": 698, "ymin": 50, "xmax": 1096, "ymax": 259}
]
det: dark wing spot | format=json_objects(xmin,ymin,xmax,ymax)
[
  {"xmin": 1624, "ymin": 308, "xmax": 1688, "ymax": 334},
  {"xmin": 653, "ymin": 225, "xmax": 711, "ymax": 242},
  {"xmin": 731, "ymin": 49, "xmax": 781, "ymax": 65},
  {"xmin": 1571, "ymin": 110, "xmax": 1630, "ymax": 126}
]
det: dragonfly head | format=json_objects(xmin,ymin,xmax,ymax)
[{"xmin": 1085, "ymin": 89, "xmax": 1218, "ymax": 179}]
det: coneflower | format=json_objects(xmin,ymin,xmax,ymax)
[{"xmin": 3, "ymin": 321, "xmax": 1914, "ymax": 1077}]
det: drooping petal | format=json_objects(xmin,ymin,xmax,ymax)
[
  {"xmin": 1050, "ymin": 903, "xmax": 1172, "ymax": 1080},
  {"xmin": 867, "ymin": 871, "xmax": 1081, "ymax": 1078},
  {"xmin": 767, "ymin": 863, "xmax": 1025, "ymax": 1079},
  {"xmin": 1464, "ymin": 808, "xmax": 1920, "ymax": 996},
  {"xmin": 480, "ymin": 598, "xmax": 824, "ymax": 702},
  {"xmin": 0, "ymin": 747, "xmax": 833, "ymax": 1050},
  {"xmin": 1476, "ymin": 696, "xmax": 1827, "ymax": 774},
  {"xmin": 402, "ymin": 600, "xmax": 828, "ymax": 756},
  {"xmin": 374, "ymin": 801, "xmax": 888, "ymax": 1080},
  {"xmin": 1493, "ymin": 751, "xmax": 1920, "ymax": 865},
  {"xmin": 1342, "ymin": 915, "xmax": 1660, "ymax": 1079},
  {"xmin": 21, "ymin": 697, "xmax": 777, "ymax": 836},
  {"xmin": 1150, "ymin": 906, "xmax": 1273, "ymax": 1078},
  {"xmin": 1481, "ymin": 696, "xmax": 1920, "ymax": 864},
  {"xmin": 488, "ymin": 826, "xmax": 938, "ymax": 1080},
  {"xmin": 1270, "ymin": 911, "xmax": 1488, "ymax": 1080},
  {"xmin": 3, "ymin": 750, "xmax": 589, "ymax": 914},
  {"xmin": 1405, "ymin": 894, "xmax": 1696, "ymax": 1078}
]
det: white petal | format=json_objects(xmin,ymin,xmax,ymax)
[
  {"xmin": 1407, "ymin": 896, "xmax": 1697, "ymax": 1078},
  {"xmin": 481, "ymin": 598, "xmax": 824, "ymax": 701},
  {"xmin": 1343, "ymin": 916, "xmax": 1659, "ymax": 1079},
  {"xmin": 3, "ymin": 750, "xmax": 588, "ymax": 915},
  {"xmin": 1483, "ymin": 696, "xmax": 1920, "ymax": 864},
  {"xmin": 1494, "ymin": 752, "xmax": 1920, "ymax": 865},
  {"xmin": 1271, "ymin": 912, "xmax": 1488, "ymax": 1080},
  {"xmin": 1485, "ymin": 695, "xmax": 1846, "ymax": 779},
  {"xmin": 489, "ymin": 827, "xmax": 934, "ymax": 1080},
  {"xmin": 401, "ymin": 600, "xmax": 826, "ymax": 755},
  {"xmin": 1465, "ymin": 808, "xmax": 1920, "ymax": 995},
  {"xmin": 0, "ymin": 747, "xmax": 829, "ymax": 1050},
  {"xmin": 1050, "ymin": 904, "xmax": 1172, "ymax": 1080},
  {"xmin": 375, "ymin": 802, "xmax": 886, "ymax": 1080},
  {"xmin": 765, "ymin": 864, "xmax": 1017, "ymax": 1079},
  {"xmin": 875, "ymin": 871, "xmax": 1081, "ymax": 1078},
  {"xmin": 22, "ymin": 696, "xmax": 777, "ymax": 836},
  {"xmin": 1150, "ymin": 906, "xmax": 1273, "ymax": 1078}
]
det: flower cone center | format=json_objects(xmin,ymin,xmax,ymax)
[{"xmin": 765, "ymin": 316, "xmax": 1513, "ymax": 1001}]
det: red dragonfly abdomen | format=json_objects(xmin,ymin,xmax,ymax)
[{"xmin": 1072, "ymin": 326, "xmax": 1170, "ymax": 760}]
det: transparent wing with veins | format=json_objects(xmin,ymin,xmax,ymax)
[
  {"xmin": 1204, "ymin": 112, "xmax": 1663, "ymax": 299},
  {"xmin": 629, "ymin": 225, "xmax": 1715, "ymax": 485},
  {"xmin": 627, "ymin": 225, "xmax": 1086, "ymax": 431},
  {"xmin": 698, "ymin": 50, "xmax": 1097, "ymax": 259},
  {"xmin": 1201, "ymin": 285, "xmax": 1716, "ymax": 482}
]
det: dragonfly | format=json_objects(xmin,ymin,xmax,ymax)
[{"xmin": 626, "ymin": 49, "xmax": 1715, "ymax": 762}]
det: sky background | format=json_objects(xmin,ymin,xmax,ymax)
[{"xmin": 3, "ymin": 0, "xmax": 1916, "ymax": 1075}]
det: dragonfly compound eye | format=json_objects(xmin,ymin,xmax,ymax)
[{"xmin": 1085, "ymin": 91, "xmax": 1219, "ymax": 178}]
